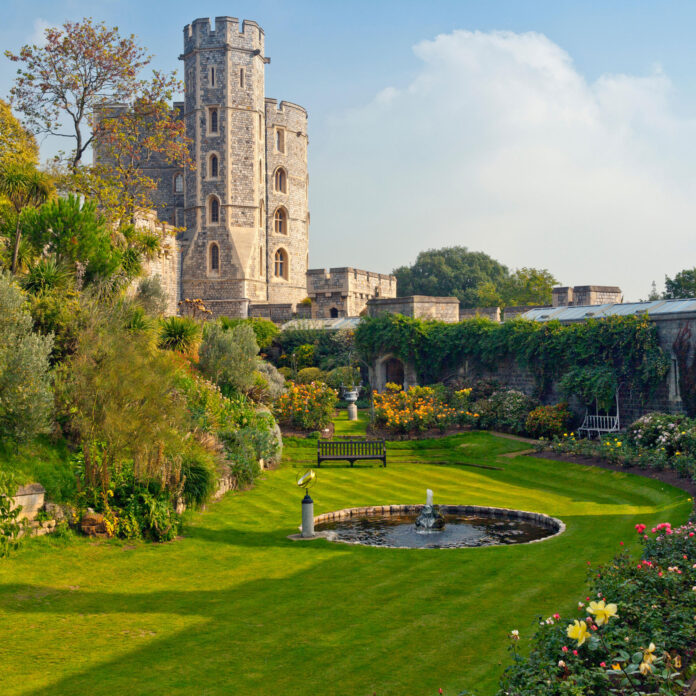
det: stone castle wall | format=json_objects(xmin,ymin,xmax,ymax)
[
  {"xmin": 307, "ymin": 267, "xmax": 396, "ymax": 318},
  {"xmin": 367, "ymin": 296, "xmax": 460, "ymax": 323},
  {"xmin": 266, "ymin": 99, "xmax": 309, "ymax": 308}
]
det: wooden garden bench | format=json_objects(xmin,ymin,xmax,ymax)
[
  {"xmin": 577, "ymin": 414, "xmax": 620, "ymax": 439},
  {"xmin": 317, "ymin": 438, "xmax": 386, "ymax": 467}
]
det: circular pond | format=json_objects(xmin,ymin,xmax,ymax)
[{"xmin": 313, "ymin": 504, "xmax": 564, "ymax": 549}]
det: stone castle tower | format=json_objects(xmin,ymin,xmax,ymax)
[{"xmin": 155, "ymin": 17, "xmax": 310, "ymax": 317}]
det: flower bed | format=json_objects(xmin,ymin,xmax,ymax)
[
  {"xmin": 539, "ymin": 412, "xmax": 696, "ymax": 480},
  {"xmin": 273, "ymin": 381, "xmax": 338, "ymax": 432},
  {"xmin": 372, "ymin": 383, "xmax": 476, "ymax": 434},
  {"xmin": 491, "ymin": 522, "xmax": 696, "ymax": 695}
]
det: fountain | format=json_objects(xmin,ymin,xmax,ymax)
[{"xmin": 414, "ymin": 489, "xmax": 445, "ymax": 532}]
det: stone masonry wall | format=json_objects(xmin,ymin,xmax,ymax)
[
  {"xmin": 367, "ymin": 296, "xmax": 460, "ymax": 323},
  {"xmin": 265, "ymin": 99, "xmax": 309, "ymax": 308},
  {"xmin": 307, "ymin": 267, "xmax": 396, "ymax": 318}
]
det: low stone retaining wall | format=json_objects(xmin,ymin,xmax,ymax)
[{"xmin": 313, "ymin": 504, "xmax": 565, "ymax": 543}]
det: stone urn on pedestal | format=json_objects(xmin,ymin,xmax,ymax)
[{"xmin": 342, "ymin": 385, "xmax": 361, "ymax": 421}]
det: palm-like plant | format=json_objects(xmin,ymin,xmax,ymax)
[
  {"xmin": 0, "ymin": 163, "xmax": 53, "ymax": 273},
  {"xmin": 158, "ymin": 316, "xmax": 201, "ymax": 355},
  {"xmin": 21, "ymin": 256, "xmax": 71, "ymax": 295}
]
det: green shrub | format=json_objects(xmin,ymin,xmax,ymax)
[
  {"xmin": 198, "ymin": 323, "xmax": 259, "ymax": 395},
  {"xmin": 325, "ymin": 366, "xmax": 361, "ymax": 390},
  {"xmin": 626, "ymin": 412, "xmax": 692, "ymax": 454},
  {"xmin": 293, "ymin": 344, "xmax": 316, "ymax": 369},
  {"xmin": 0, "ymin": 273, "xmax": 53, "ymax": 441},
  {"xmin": 21, "ymin": 257, "xmax": 71, "ymax": 295},
  {"xmin": 158, "ymin": 316, "xmax": 201, "ymax": 355},
  {"xmin": 219, "ymin": 317, "xmax": 279, "ymax": 350},
  {"xmin": 180, "ymin": 445, "xmax": 218, "ymax": 507},
  {"xmin": 134, "ymin": 276, "xmax": 168, "ymax": 315},
  {"xmin": 0, "ymin": 471, "xmax": 25, "ymax": 558},
  {"xmin": 473, "ymin": 389, "xmax": 537, "ymax": 435},
  {"xmin": 525, "ymin": 403, "xmax": 572, "ymax": 439},
  {"xmin": 296, "ymin": 367, "xmax": 325, "ymax": 384},
  {"xmin": 254, "ymin": 360, "xmax": 286, "ymax": 402}
]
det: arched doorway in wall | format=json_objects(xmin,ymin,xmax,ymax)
[
  {"xmin": 385, "ymin": 357, "xmax": 405, "ymax": 388},
  {"xmin": 329, "ymin": 307, "xmax": 339, "ymax": 318}
]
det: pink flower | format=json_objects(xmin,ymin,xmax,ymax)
[
  {"xmin": 562, "ymin": 646, "xmax": 568, "ymax": 653},
  {"xmin": 635, "ymin": 523, "xmax": 646, "ymax": 534},
  {"xmin": 572, "ymin": 650, "xmax": 578, "ymax": 656},
  {"xmin": 553, "ymin": 613, "xmax": 560, "ymax": 619},
  {"xmin": 439, "ymin": 690, "xmax": 443, "ymax": 695},
  {"xmin": 600, "ymin": 662, "xmax": 606, "ymax": 668},
  {"xmin": 619, "ymin": 541, "xmax": 624, "ymax": 546}
]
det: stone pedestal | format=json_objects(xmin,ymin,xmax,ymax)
[
  {"xmin": 301, "ymin": 494, "xmax": 314, "ymax": 538},
  {"xmin": 347, "ymin": 403, "xmax": 358, "ymax": 421}
]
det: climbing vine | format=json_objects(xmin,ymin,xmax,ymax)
[{"xmin": 355, "ymin": 314, "xmax": 670, "ymax": 403}]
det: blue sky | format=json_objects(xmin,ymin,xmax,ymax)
[{"xmin": 4, "ymin": 1, "xmax": 696, "ymax": 300}]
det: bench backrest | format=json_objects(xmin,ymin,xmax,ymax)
[
  {"xmin": 318, "ymin": 439, "xmax": 385, "ymax": 457},
  {"xmin": 582, "ymin": 415, "xmax": 619, "ymax": 430}
]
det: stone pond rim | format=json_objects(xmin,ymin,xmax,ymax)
[{"xmin": 288, "ymin": 504, "xmax": 566, "ymax": 547}]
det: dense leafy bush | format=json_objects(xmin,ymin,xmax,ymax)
[
  {"xmin": 325, "ymin": 365, "xmax": 361, "ymax": 391},
  {"xmin": 276, "ymin": 327, "xmax": 354, "ymax": 371},
  {"xmin": 296, "ymin": 367, "xmax": 326, "ymax": 384},
  {"xmin": 199, "ymin": 323, "xmax": 258, "ymax": 395},
  {"xmin": 373, "ymin": 384, "xmax": 474, "ymax": 434},
  {"xmin": 219, "ymin": 316, "xmax": 279, "ymax": 350},
  {"xmin": 274, "ymin": 381, "xmax": 338, "ymax": 431},
  {"xmin": 626, "ymin": 412, "xmax": 693, "ymax": 454},
  {"xmin": 0, "ymin": 472, "xmax": 25, "ymax": 557},
  {"xmin": 253, "ymin": 360, "xmax": 287, "ymax": 402},
  {"xmin": 525, "ymin": 403, "xmax": 572, "ymax": 439},
  {"xmin": 495, "ymin": 523, "xmax": 696, "ymax": 696},
  {"xmin": 473, "ymin": 389, "xmax": 537, "ymax": 435},
  {"xmin": 0, "ymin": 273, "xmax": 53, "ymax": 441}
]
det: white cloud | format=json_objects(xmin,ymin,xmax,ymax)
[
  {"xmin": 311, "ymin": 29, "xmax": 696, "ymax": 300},
  {"xmin": 30, "ymin": 18, "xmax": 52, "ymax": 46}
]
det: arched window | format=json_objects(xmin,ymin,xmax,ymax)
[
  {"xmin": 274, "ymin": 248, "xmax": 288, "ymax": 279},
  {"xmin": 274, "ymin": 168, "xmax": 287, "ymax": 193},
  {"xmin": 209, "ymin": 196, "xmax": 220, "ymax": 224},
  {"xmin": 259, "ymin": 200, "xmax": 264, "ymax": 227},
  {"xmin": 276, "ymin": 128, "xmax": 285, "ymax": 153},
  {"xmin": 209, "ymin": 108, "xmax": 218, "ymax": 133},
  {"xmin": 274, "ymin": 207, "xmax": 287, "ymax": 234},
  {"xmin": 210, "ymin": 154, "xmax": 218, "ymax": 178},
  {"xmin": 209, "ymin": 243, "xmax": 220, "ymax": 273},
  {"xmin": 174, "ymin": 173, "xmax": 183, "ymax": 193},
  {"xmin": 239, "ymin": 67, "xmax": 245, "ymax": 88},
  {"xmin": 210, "ymin": 66, "xmax": 216, "ymax": 87}
]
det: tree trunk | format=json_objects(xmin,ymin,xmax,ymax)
[{"xmin": 10, "ymin": 213, "xmax": 21, "ymax": 274}]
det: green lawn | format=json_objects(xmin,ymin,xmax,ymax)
[{"xmin": 0, "ymin": 415, "xmax": 690, "ymax": 696}]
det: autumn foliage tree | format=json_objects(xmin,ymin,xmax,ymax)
[{"xmin": 5, "ymin": 19, "xmax": 150, "ymax": 171}]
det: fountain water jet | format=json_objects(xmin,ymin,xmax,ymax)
[{"xmin": 414, "ymin": 488, "xmax": 445, "ymax": 532}]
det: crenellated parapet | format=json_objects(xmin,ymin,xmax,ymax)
[{"xmin": 183, "ymin": 16, "xmax": 265, "ymax": 56}]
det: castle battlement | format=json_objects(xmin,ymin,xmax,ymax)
[
  {"xmin": 183, "ymin": 16, "xmax": 264, "ymax": 55},
  {"xmin": 307, "ymin": 267, "xmax": 397, "ymax": 318}
]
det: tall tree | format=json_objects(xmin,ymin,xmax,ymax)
[
  {"xmin": 84, "ymin": 77, "xmax": 192, "ymax": 227},
  {"xmin": 5, "ymin": 19, "xmax": 150, "ymax": 171},
  {"xmin": 664, "ymin": 268, "xmax": 696, "ymax": 300},
  {"xmin": 393, "ymin": 246, "xmax": 509, "ymax": 307},
  {"xmin": 476, "ymin": 267, "xmax": 558, "ymax": 308},
  {"xmin": 0, "ymin": 163, "xmax": 53, "ymax": 273},
  {"xmin": 0, "ymin": 100, "xmax": 37, "ymax": 170}
]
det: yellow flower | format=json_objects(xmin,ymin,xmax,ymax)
[
  {"xmin": 566, "ymin": 620, "xmax": 590, "ymax": 646},
  {"xmin": 588, "ymin": 600, "xmax": 618, "ymax": 626},
  {"xmin": 674, "ymin": 655, "xmax": 682, "ymax": 668},
  {"xmin": 612, "ymin": 663, "xmax": 621, "ymax": 671},
  {"xmin": 639, "ymin": 661, "xmax": 652, "ymax": 676},
  {"xmin": 643, "ymin": 642, "xmax": 657, "ymax": 665}
]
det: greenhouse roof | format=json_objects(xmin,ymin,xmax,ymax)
[{"xmin": 520, "ymin": 298, "xmax": 696, "ymax": 323}]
